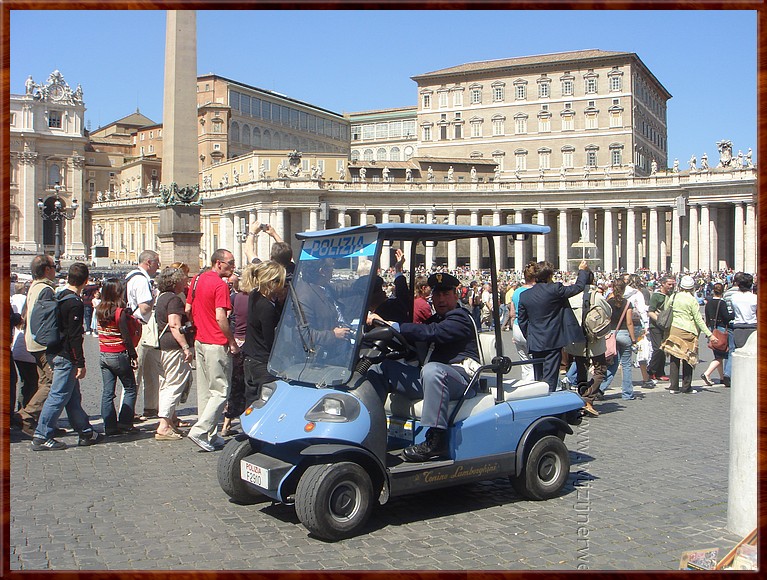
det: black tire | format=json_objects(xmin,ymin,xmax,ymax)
[
  {"xmin": 295, "ymin": 462, "xmax": 374, "ymax": 541},
  {"xmin": 217, "ymin": 437, "xmax": 262, "ymax": 504},
  {"xmin": 510, "ymin": 435, "xmax": 570, "ymax": 500}
]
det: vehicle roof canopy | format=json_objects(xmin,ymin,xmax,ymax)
[{"xmin": 296, "ymin": 223, "xmax": 550, "ymax": 243}]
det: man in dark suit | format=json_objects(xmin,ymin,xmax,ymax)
[
  {"xmin": 517, "ymin": 260, "xmax": 590, "ymax": 391},
  {"xmin": 367, "ymin": 272, "xmax": 480, "ymax": 462}
]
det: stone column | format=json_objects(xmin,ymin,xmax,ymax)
[
  {"xmin": 733, "ymin": 203, "xmax": 744, "ymax": 272},
  {"xmin": 403, "ymin": 210, "xmax": 413, "ymax": 266},
  {"xmin": 648, "ymin": 208, "xmax": 658, "ymax": 273},
  {"xmin": 425, "ymin": 207, "xmax": 435, "ymax": 268},
  {"xmin": 470, "ymin": 210, "xmax": 480, "ymax": 271},
  {"xmin": 558, "ymin": 209, "xmax": 569, "ymax": 271},
  {"xmin": 359, "ymin": 209, "xmax": 368, "ymax": 227},
  {"xmin": 337, "ymin": 207, "xmax": 346, "ymax": 229},
  {"xmin": 603, "ymin": 209, "xmax": 614, "ymax": 272},
  {"xmin": 448, "ymin": 210, "xmax": 457, "ymax": 270},
  {"xmin": 744, "ymin": 203, "xmax": 756, "ymax": 273},
  {"xmin": 699, "ymin": 204, "xmax": 710, "ymax": 272},
  {"xmin": 514, "ymin": 210, "xmax": 525, "ymax": 271},
  {"xmin": 688, "ymin": 204, "xmax": 699, "ymax": 272},
  {"xmin": 709, "ymin": 206, "xmax": 719, "ymax": 271},
  {"xmin": 536, "ymin": 209, "xmax": 546, "ymax": 263},
  {"xmin": 671, "ymin": 204, "xmax": 681, "ymax": 274},
  {"xmin": 625, "ymin": 207, "xmax": 636, "ymax": 273},
  {"xmin": 379, "ymin": 210, "xmax": 391, "ymax": 271},
  {"xmin": 309, "ymin": 207, "xmax": 319, "ymax": 232},
  {"xmin": 492, "ymin": 210, "xmax": 503, "ymax": 269}
]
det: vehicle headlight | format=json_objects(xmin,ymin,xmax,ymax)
[
  {"xmin": 251, "ymin": 384, "xmax": 275, "ymax": 409},
  {"xmin": 304, "ymin": 394, "xmax": 360, "ymax": 423}
]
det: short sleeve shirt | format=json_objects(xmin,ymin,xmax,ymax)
[
  {"xmin": 187, "ymin": 271, "xmax": 231, "ymax": 345},
  {"xmin": 155, "ymin": 293, "xmax": 188, "ymax": 350},
  {"xmin": 126, "ymin": 269, "xmax": 154, "ymax": 323}
]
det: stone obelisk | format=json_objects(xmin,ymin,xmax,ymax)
[{"xmin": 157, "ymin": 10, "xmax": 203, "ymax": 271}]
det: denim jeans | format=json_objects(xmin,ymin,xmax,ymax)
[
  {"xmin": 34, "ymin": 354, "xmax": 94, "ymax": 439},
  {"xmin": 602, "ymin": 329, "xmax": 634, "ymax": 399},
  {"xmin": 100, "ymin": 351, "xmax": 137, "ymax": 431},
  {"xmin": 723, "ymin": 328, "xmax": 736, "ymax": 379},
  {"xmin": 83, "ymin": 305, "xmax": 94, "ymax": 333}
]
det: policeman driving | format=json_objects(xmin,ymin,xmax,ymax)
[{"xmin": 366, "ymin": 272, "xmax": 480, "ymax": 462}]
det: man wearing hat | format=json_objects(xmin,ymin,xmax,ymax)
[{"xmin": 367, "ymin": 272, "xmax": 480, "ymax": 462}]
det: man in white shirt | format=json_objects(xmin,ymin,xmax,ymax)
[{"xmin": 123, "ymin": 250, "xmax": 161, "ymax": 419}]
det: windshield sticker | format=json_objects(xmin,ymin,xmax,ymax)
[{"xmin": 300, "ymin": 234, "xmax": 377, "ymax": 261}]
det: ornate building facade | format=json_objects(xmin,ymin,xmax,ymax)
[{"xmin": 10, "ymin": 71, "xmax": 88, "ymax": 256}]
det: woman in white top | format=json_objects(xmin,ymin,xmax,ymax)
[{"xmin": 728, "ymin": 272, "xmax": 757, "ymax": 348}]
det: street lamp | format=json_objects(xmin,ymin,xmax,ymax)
[{"xmin": 37, "ymin": 183, "xmax": 78, "ymax": 271}]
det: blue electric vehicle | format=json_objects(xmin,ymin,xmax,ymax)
[{"xmin": 218, "ymin": 223, "xmax": 585, "ymax": 540}]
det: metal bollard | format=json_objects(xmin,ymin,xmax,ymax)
[{"xmin": 727, "ymin": 331, "xmax": 757, "ymax": 536}]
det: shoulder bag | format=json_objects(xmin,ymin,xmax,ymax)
[{"xmin": 708, "ymin": 300, "xmax": 728, "ymax": 353}]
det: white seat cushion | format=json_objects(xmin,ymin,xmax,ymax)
[
  {"xmin": 489, "ymin": 378, "xmax": 550, "ymax": 401},
  {"xmin": 385, "ymin": 392, "xmax": 495, "ymax": 423}
]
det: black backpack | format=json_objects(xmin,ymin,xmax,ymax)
[{"xmin": 28, "ymin": 287, "xmax": 78, "ymax": 347}]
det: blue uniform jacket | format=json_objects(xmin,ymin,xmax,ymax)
[{"xmin": 398, "ymin": 306, "xmax": 479, "ymax": 365}]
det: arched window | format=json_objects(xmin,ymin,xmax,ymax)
[
  {"xmin": 252, "ymin": 127, "xmax": 261, "ymax": 147},
  {"xmin": 376, "ymin": 148, "xmax": 387, "ymax": 161},
  {"xmin": 262, "ymin": 129, "xmax": 271, "ymax": 149},
  {"xmin": 389, "ymin": 147, "xmax": 401, "ymax": 161},
  {"xmin": 241, "ymin": 125, "xmax": 250, "ymax": 145},
  {"xmin": 351, "ymin": 150, "xmax": 360, "ymax": 161},
  {"xmin": 230, "ymin": 122, "xmax": 240, "ymax": 143},
  {"xmin": 363, "ymin": 149, "xmax": 374, "ymax": 161},
  {"xmin": 273, "ymin": 132, "xmax": 282, "ymax": 149}
]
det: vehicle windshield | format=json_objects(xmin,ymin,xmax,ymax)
[{"xmin": 268, "ymin": 231, "xmax": 380, "ymax": 387}]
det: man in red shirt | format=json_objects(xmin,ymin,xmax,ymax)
[{"xmin": 186, "ymin": 249, "xmax": 239, "ymax": 451}]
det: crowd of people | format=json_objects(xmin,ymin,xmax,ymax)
[{"xmin": 10, "ymin": 222, "xmax": 757, "ymax": 454}]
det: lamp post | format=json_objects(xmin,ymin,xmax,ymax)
[{"xmin": 37, "ymin": 183, "xmax": 78, "ymax": 271}]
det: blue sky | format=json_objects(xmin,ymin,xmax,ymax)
[{"xmin": 10, "ymin": 9, "xmax": 757, "ymax": 165}]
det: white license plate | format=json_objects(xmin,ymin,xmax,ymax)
[{"xmin": 240, "ymin": 460, "xmax": 270, "ymax": 489}]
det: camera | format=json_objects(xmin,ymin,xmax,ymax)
[
  {"xmin": 259, "ymin": 223, "xmax": 270, "ymax": 232},
  {"xmin": 179, "ymin": 322, "xmax": 196, "ymax": 335}
]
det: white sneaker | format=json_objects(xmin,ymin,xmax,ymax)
[{"xmin": 188, "ymin": 434, "xmax": 215, "ymax": 452}]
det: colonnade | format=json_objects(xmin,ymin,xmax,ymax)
[{"xmin": 207, "ymin": 199, "xmax": 756, "ymax": 274}]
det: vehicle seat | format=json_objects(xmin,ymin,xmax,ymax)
[
  {"xmin": 477, "ymin": 332, "xmax": 496, "ymax": 365},
  {"xmin": 487, "ymin": 378, "xmax": 550, "ymax": 401},
  {"xmin": 385, "ymin": 391, "xmax": 495, "ymax": 424}
]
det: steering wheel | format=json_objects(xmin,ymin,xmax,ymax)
[{"xmin": 371, "ymin": 318, "xmax": 416, "ymax": 354}]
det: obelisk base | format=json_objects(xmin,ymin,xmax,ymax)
[{"xmin": 157, "ymin": 205, "xmax": 203, "ymax": 272}]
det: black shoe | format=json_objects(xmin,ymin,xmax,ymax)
[
  {"xmin": 594, "ymin": 391, "xmax": 605, "ymax": 401},
  {"xmin": 32, "ymin": 437, "xmax": 68, "ymax": 451},
  {"xmin": 722, "ymin": 376, "xmax": 731, "ymax": 388},
  {"xmin": 700, "ymin": 373, "xmax": 714, "ymax": 387},
  {"xmin": 403, "ymin": 428, "xmax": 448, "ymax": 462},
  {"xmin": 10, "ymin": 413, "xmax": 23, "ymax": 430},
  {"xmin": 53, "ymin": 427, "xmax": 68, "ymax": 437},
  {"xmin": 78, "ymin": 431, "xmax": 105, "ymax": 447}
]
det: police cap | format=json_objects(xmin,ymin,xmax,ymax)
[{"xmin": 427, "ymin": 272, "xmax": 460, "ymax": 291}]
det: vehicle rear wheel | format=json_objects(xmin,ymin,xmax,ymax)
[
  {"xmin": 217, "ymin": 437, "xmax": 262, "ymax": 504},
  {"xmin": 510, "ymin": 435, "xmax": 570, "ymax": 500},
  {"xmin": 295, "ymin": 462, "xmax": 374, "ymax": 541}
]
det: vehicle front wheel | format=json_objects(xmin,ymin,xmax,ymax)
[
  {"xmin": 295, "ymin": 462, "xmax": 374, "ymax": 541},
  {"xmin": 510, "ymin": 435, "xmax": 570, "ymax": 501},
  {"xmin": 217, "ymin": 437, "xmax": 263, "ymax": 504}
]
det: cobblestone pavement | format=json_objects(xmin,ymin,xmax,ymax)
[{"xmin": 9, "ymin": 332, "xmax": 744, "ymax": 570}]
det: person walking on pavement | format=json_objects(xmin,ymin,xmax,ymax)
[
  {"xmin": 647, "ymin": 275, "xmax": 675, "ymax": 382},
  {"xmin": 599, "ymin": 279, "xmax": 638, "ymax": 401},
  {"xmin": 32, "ymin": 263, "xmax": 104, "ymax": 450},
  {"xmin": 96, "ymin": 278, "xmax": 141, "ymax": 436},
  {"xmin": 701, "ymin": 282, "xmax": 734, "ymax": 386},
  {"xmin": 661, "ymin": 275, "xmax": 712, "ymax": 395},
  {"xmin": 366, "ymin": 272, "xmax": 481, "ymax": 462},
  {"xmin": 13, "ymin": 255, "xmax": 62, "ymax": 437},
  {"xmin": 721, "ymin": 272, "xmax": 757, "ymax": 387},
  {"xmin": 185, "ymin": 249, "xmax": 240, "ymax": 452},
  {"xmin": 517, "ymin": 260, "xmax": 590, "ymax": 392},
  {"xmin": 124, "ymin": 250, "xmax": 161, "ymax": 420}
]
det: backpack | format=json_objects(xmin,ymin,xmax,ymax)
[
  {"xmin": 28, "ymin": 287, "xmax": 79, "ymax": 347},
  {"xmin": 582, "ymin": 287, "xmax": 612, "ymax": 342}
]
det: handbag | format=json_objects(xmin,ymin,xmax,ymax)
[
  {"xmin": 604, "ymin": 301, "xmax": 630, "ymax": 359},
  {"xmin": 655, "ymin": 293, "xmax": 676, "ymax": 333},
  {"xmin": 708, "ymin": 301, "xmax": 728, "ymax": 353}
]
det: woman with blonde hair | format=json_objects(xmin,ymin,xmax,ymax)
[
  {"xmin": 221, "ymin": 263, "xmax": 259, "ymax": 437},
  {"xmin": 242, "ymin": 261, "xmax": 287, "ymax": 407}
]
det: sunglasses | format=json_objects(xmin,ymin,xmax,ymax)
[{"xmin": 220, "ymin": 259, "xmax": 236, "ymax": 267}]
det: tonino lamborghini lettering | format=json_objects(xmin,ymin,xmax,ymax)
[
  {"xmin": 414, "ymin": 462, "xmax": 501, "ymax": 484},
  {"xmin": 307, "ymin": 236, "xmax": 366, "ymax": 258}
]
